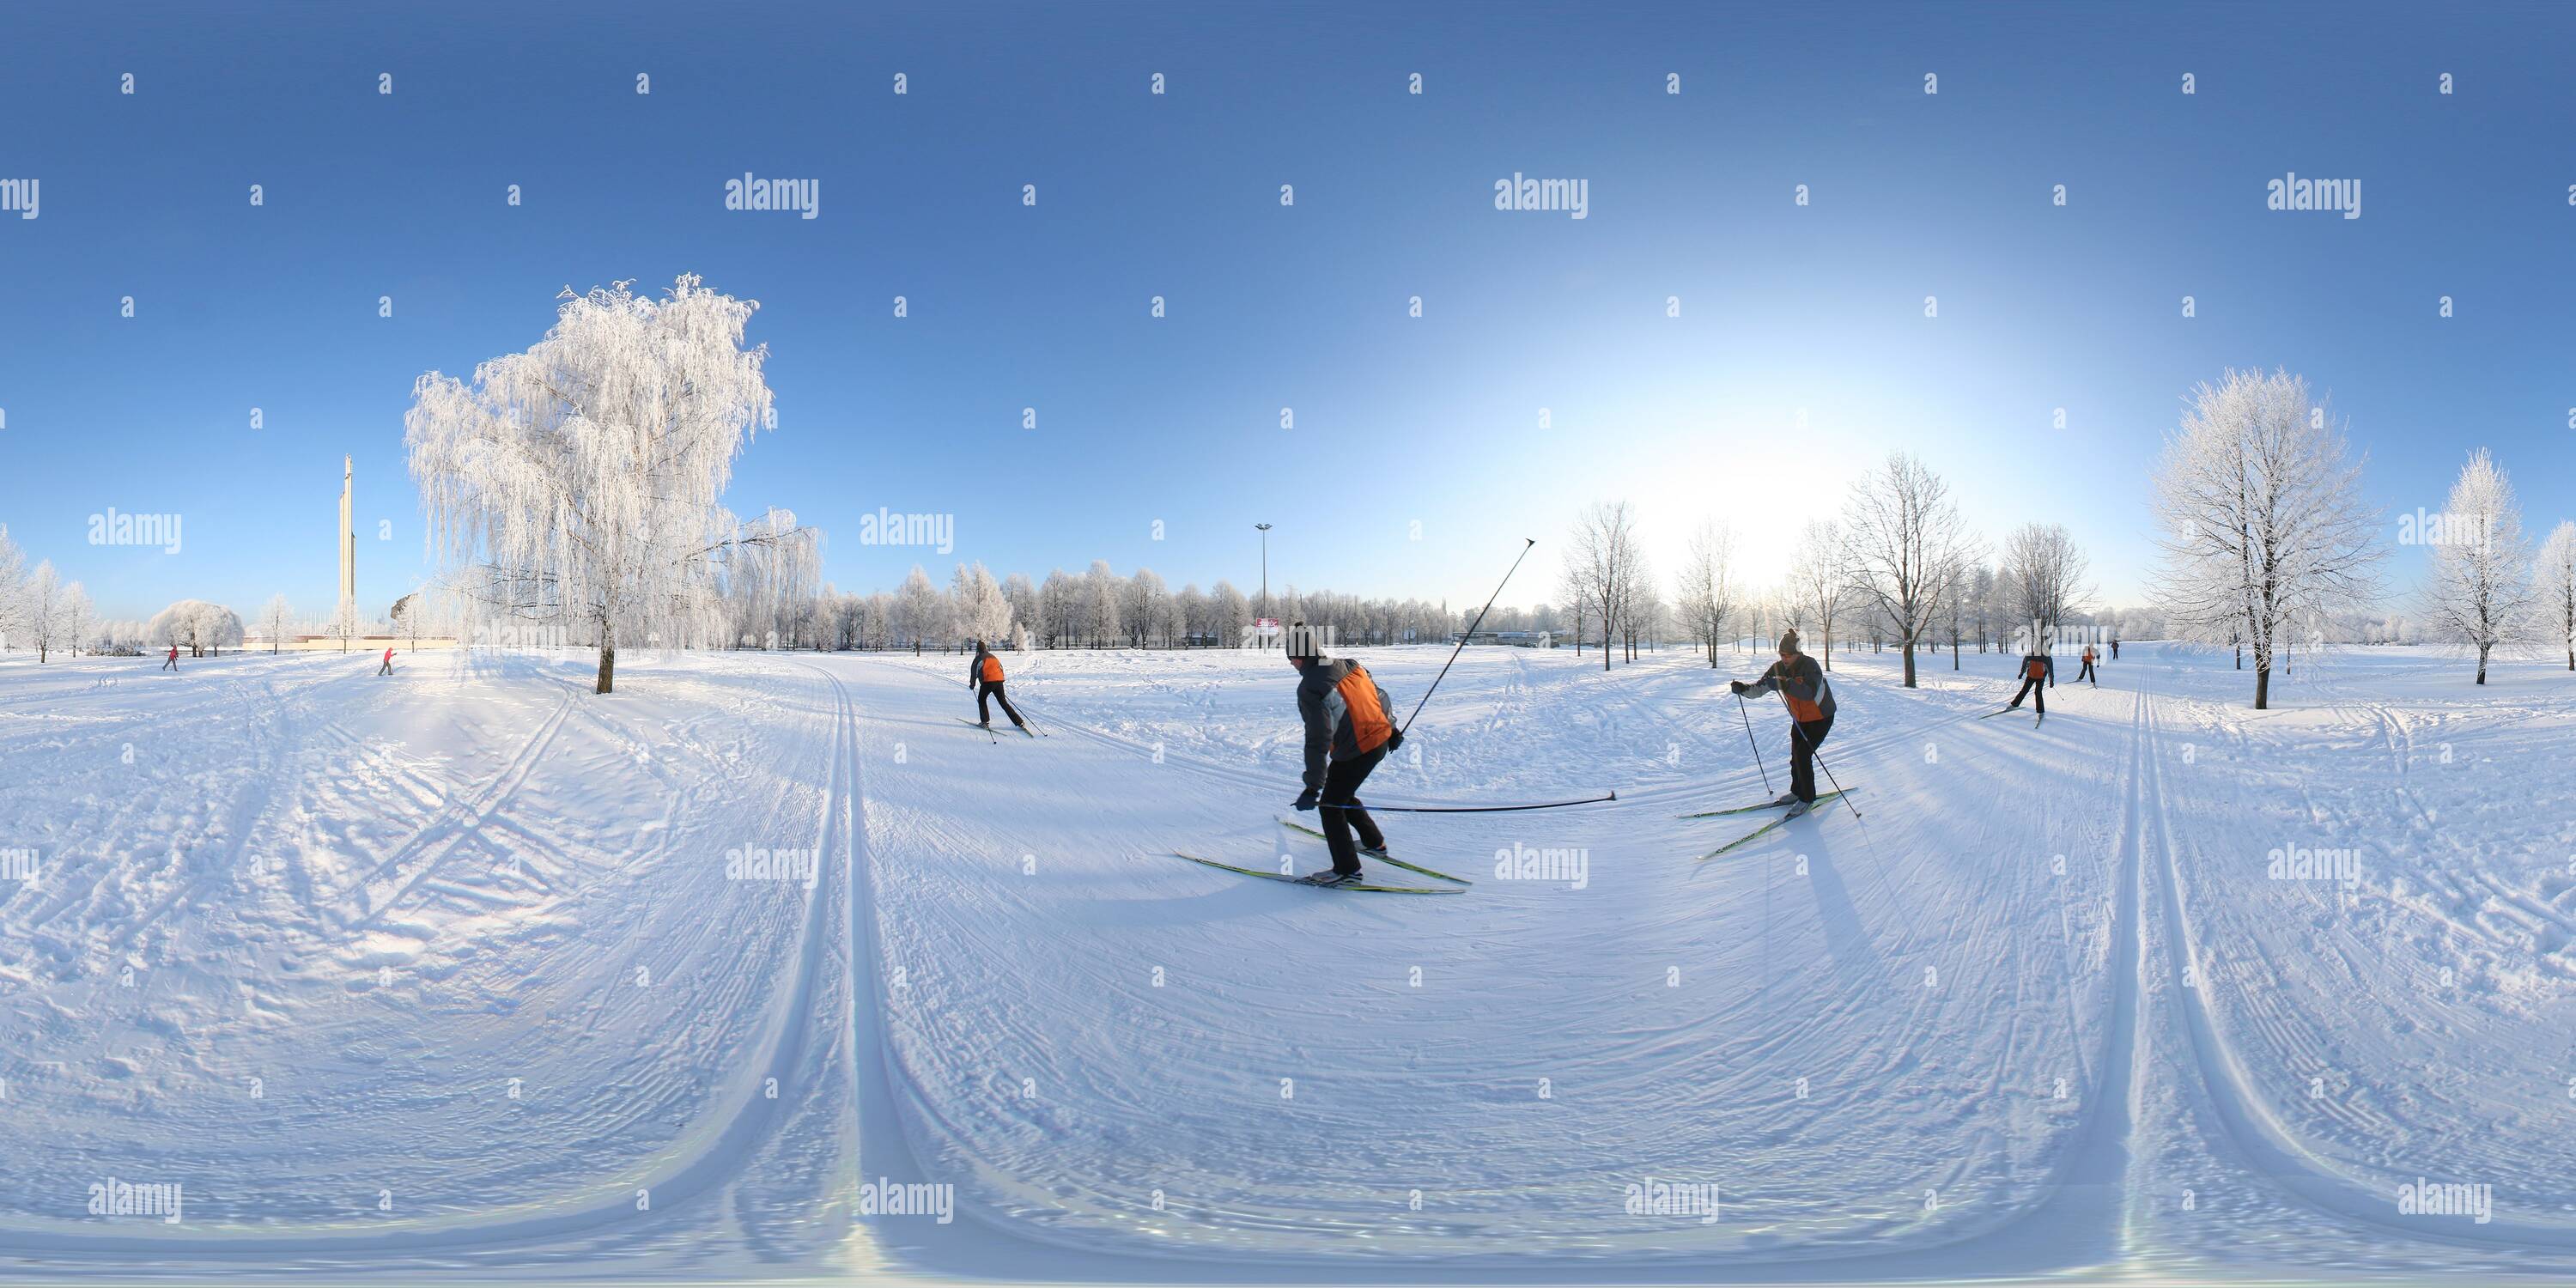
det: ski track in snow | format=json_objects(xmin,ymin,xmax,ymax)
[{"xmin": 2, "ymin": 642, "xmax": 2572, "ymax": 1279}]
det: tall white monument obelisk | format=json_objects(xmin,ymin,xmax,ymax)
[{"xmin": 337, "ymin": 456, "xmax": 355, "ymax": 638}]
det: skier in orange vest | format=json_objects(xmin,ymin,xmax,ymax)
[
  {"xmin": 2076, "ymin": 643, "xmax": 2099, "ymax": 686},
  {"xmin": 968, "ymin": 641, "xmax": 1026, "ymax": 731},
  {"xmin": 2007, "ymin": 646, "xmax": 2056, "ymax": 719},
  {"xmin": 1729, "ymin": 628, "xmax": 1838, "ymax": 817},
  {"xmin": 1287, "ymin": 623, "xmax": 1404, "ymax": 886}
]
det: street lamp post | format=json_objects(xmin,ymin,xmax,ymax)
[{"xmin": 1254, "ymin": 522, "xmax": 1273, "ymax": 648}]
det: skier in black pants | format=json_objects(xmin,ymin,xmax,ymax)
[
  {"xmin": 1729, "ymin": 629, "xmax": 1836, "ymax": 817},
  {"xmin": 1286, "ymin": 623, "xmax": 1403, "ymax": 886},
  {"xmin": 2007, "ymin": 647, "xmax": 2055, "ymax": 717},
  {"xmin": 968, "ymin": 641, "xmax": 1027, "ymax": 730},
  {"xmin": 2075, "ymin": 644, "xmax": 2099, "ymax": 686}
]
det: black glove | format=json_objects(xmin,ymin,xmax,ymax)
[
  {"xmin": 1385, "ymin": 728, "xmax": 1404, "ymax": 751},
  {"xmin": 1292, "ymin": 788, "xmax": 1319, "ymax": 812},
  {"xmin": 1729, "ymin": 680, "xmax": 1747, "ymax": 695}
]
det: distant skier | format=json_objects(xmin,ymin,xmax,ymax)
[
  {"xmin": 2076, "ymin": 644, "xmax": 2099, "ymax": 686},
  {"xmin": 1287, "ymin": 623, "xmax": 1403, "ymax": 886},
  {"xmin": 377, "ymin": 646, "xmax": 395, "ymax": 677},
  {"xmin": 1728, "ymin": 629, "xmax": 1836, "ymax": 817},
  {"xmin": 968, "ymin": 640, "xmax": 1026, "ymax": 731},
  {"xmin": 2110, "ymin": 639, "xmax": 2120, "ymax": 661},
  {"xmin": 2006, "ymin": 647, "xmax": 2055, "ymax": 718},
  {"xmin": 162, "ymin": 645, "xmax": 179, "ymax": 672}
]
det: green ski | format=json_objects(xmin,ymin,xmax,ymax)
[
  {"xmin": 1679, "ymin": 788, "xmax": 1852, "ymax": 820},
  {"xmin": 1276, "ymin": 819, "xmax": 1473, "ymax": 884},
  {"xmin": 1168, "ymin": 852, "xmax": 1462, "ymax": 895}
]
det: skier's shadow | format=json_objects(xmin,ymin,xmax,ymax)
[{"xmin": 1796, "ymin": 821, "xmax": 1880, "ymax": 979}]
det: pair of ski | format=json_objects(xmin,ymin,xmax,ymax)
[
  {"xmin": 1680, "ymin": 789, "xmax": 1857, "ymax": 860},
  {"xmin": 1975, "ymin": 706, "xmax": 2042, "ymax": 726},
  {"xmin": 957, "ymin": 717, "xmax": 1036, "ymax": 742},
  {"xmin": 1163, "ymin": 818, "xmax": 1474, "ymax": 896}
]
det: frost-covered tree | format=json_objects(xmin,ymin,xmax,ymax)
[
  {"xmin": 2537, "ymin": 519, "xmax": 2576, "ymax": 671},
  {"xmin": 60, "ymin": 582, "xmax": 91, "ymax": 659},
  {"xmin": 890, "ymin": 565, "xmax": 945, "ymax": 648},
  {"xmin": 1675, "ymin": 520, "xmax": 1736, "ymax": 665},
  {"xmin": 1791, "ymin": 519, "xmax": 1846, "ymax": 669},
  {"xmin": 405, "ymin": 275, "xmax": 779, "ymax": 693},
  {"xmin": 149, "ymin": 598, "xmax": 244, "ymax": 657},
  {"xmin": 0, "ymin": 526, "xmax": 26, "ymax": 651},
  {"xmin": 951, "ymin": 562, "xmax": 1013, "ymax": 645},
  {"xmin": 21, "ymin": 561, "xmax": 63, "ymax": 661},
  {"xmin": 2150, "ymin": 369, "xmax": 2385, "ymax": 708},
  {"xmin": 1837, "ymin": 452, "xmax": 1973, "ymax": 688},
  {"xmin": 1210, "ymin": 580, "xmax": 1247, "ymax": 648},
  {"xmin": 1565, "ymin": 500, "xmax": 1640, "ymax": 670},
  {"xmin": 2000, "ymin": 523, "xmax": 2088, "ymax": 653},
  {"xmin": 259, "ymin": 593, "xmax": 295, "ymax": 653},
  {"xmin": 2421, "ymin": 449, "xmax": 2538, "ymax": 685},
  {"xmin": 1081, "ymin": 561, "xmax": 1122, "ymax": 648}
]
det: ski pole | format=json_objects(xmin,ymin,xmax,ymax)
[
  {"xmin": 1399, "ymin": 538, "xmax": 1536, "ymax": 737},
  {"xmin": 1320, "ymin": 792, "xmax": 1615, "ymax": 815},
  {"xmin": 1736, "ymin": 691, "xmax": 1771, "ymax": 795},
  {"xmin": 1783, "ymin": 707, "xmax": 1862, "ymax": 822}
]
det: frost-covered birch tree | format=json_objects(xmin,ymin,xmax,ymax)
[
  {"xmin": 2421, "ymin": 449, "xmax": 2537, "ymax": 685},
  {"xmin": 2537, "ymin": 519, "xmax": 2576, "ymax": 671},
  {"xmin": 951, "ymin": 562, "xmax": 1013, "ymax": 644},
  {"xmin": 405, "ymin": 275, "xmax": 778, "ymax": 693},
  {"xmin": 21, "ymin": 561, "xmax": 62, "ymax": 662},
  {"xmin": 260, "ymin": 593, "xmax": 295, "ymax": 653},
  {"xmin": 2150, "ymin": 369, "xmax": 2384, "ymax": 708}
]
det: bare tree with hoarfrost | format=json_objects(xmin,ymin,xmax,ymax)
[
  {"xmin": 2538, "ymin": 520, "xmax": 2576, "ymax": 671},
  {"xmin": 405, "ymin": 275, "xmax": 781, "ymax": 693},
  {"xmin": 1565, "ymin": 501, "xmax": 1639, "ymax": 671},
  {"xmin": 21, "ymin": 561, "xmax": 64, "ymax": 661},
  {"xmin": 2421, "ymin": 449, "xmax": 2538, "ymax": 685},
  {"xmin": 1836, "ymin": 453, "xmax": 1972, "ymax": 688},
  {"xmin": 60, "ymin": 583, "xmax": 92, "ymax": 659},
  {"xmin": 2000, "ymin": 523, "xmax": 2089, "ymax": 653},
  {"xmin": 1674, "ymin": 520, "xmax": 1736, "ymax": 665},
  {"xmin": 259, "ymin": 594, "xmax": 295, "ymax": 653},
  {"xmin": 2150, "ymin": 369, "xmax": 2385, "ymax": 708},
  {"xmin": 1791, "ymin": 519, "xmax": 1845, "ymax": 669}
]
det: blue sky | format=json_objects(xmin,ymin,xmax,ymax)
[{"xmin": 3, "ymin": 0, "xmax": 2573, "ymax": 621}]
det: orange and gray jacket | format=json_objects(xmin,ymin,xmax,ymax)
[
  {"xmin": 2020, "ymin": 653, "xmax": 2054, "ymax": 682},
  {"xmin": 1747, "ymin": 653, "xmax": 1835, "ymax": 724},
  {"xmin": 970, "ymin": 649, "xmax": 1005, "ymax": 686},
  {"xmin": 1297, "ymin": 658, "xmax": 1396, "ymax": 789}
]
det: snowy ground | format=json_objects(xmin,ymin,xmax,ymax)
[{"xmin": 2, "ymin": 640, "xmax": 2573, "ymax": 1281}]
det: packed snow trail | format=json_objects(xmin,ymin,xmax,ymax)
[
  {"xmin": 839, "ymin": 647, "xmax": 2123, "ymax": 1264},
  {"xmin": 9, "ymin": 643, "xmax": 2576, "ymax": 1279}
]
